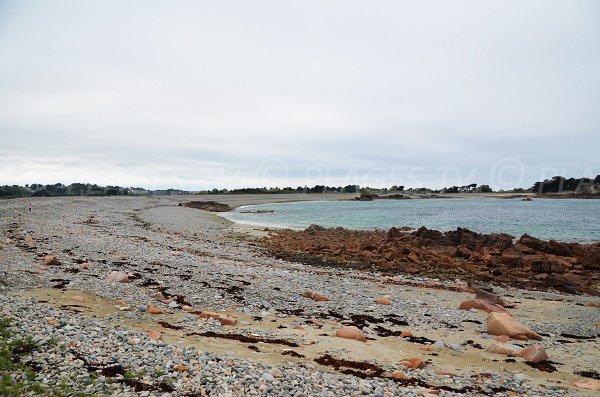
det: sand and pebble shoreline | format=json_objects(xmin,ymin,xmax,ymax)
[{"xmin": 1, "ymin": 195, "xmax": 599, "ymax": 396}]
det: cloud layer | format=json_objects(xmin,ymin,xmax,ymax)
[{"xmin": 1, "ymin": 0, "xmax": 599, "ymax": 189}]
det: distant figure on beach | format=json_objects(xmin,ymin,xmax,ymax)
[{"xmin": 28, "ymin": 203, "xmax": 32, "ymax": 212}]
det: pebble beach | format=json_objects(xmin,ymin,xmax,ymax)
[{"xmin": 1, "ymin": 194, "xmax": 599, "ymax": 396}]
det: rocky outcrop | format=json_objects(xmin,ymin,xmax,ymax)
[
  {"xmin": 354, "ymin": 193, "xmax": 410, "ymax": 201},
  {"xmin": 180, "ymin": 201, "xmax": 232, "ymax": 212},
  {"xmin": 262, "ymin": 226, "xmax": 600, "ymax": 295}
]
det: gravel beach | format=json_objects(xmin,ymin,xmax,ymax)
[{"xmin": 1, "ymin": 195, "xmax": 598, "ymax": 396}]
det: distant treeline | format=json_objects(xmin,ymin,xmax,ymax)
[
  {"xmin": 0, "ymin": 183, "xmax": 360, "ymax": 198},
  {"xmin": 199, "ymin": 185, "xmax": 360, "ymax": 195},
  {"xmin": 1, "ymin": 175, "xmax": 598, "ymax": 198},
  {"xmin": 530, "ymin": 175, "xmax": 600, "ymax": 194},
  {"xmin": 435, "ymin": 184, "xmax": 493, "ymax": 194},
  {"xmin": 422, "ymin": 175, "xmax": 599, "ymax": 195},
  {"xmin": 0, "ymin": 183, "xmax": 148, "ymax": 198}
]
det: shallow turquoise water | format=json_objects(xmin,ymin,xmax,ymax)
[{"xmin": 222, "ymin": 198, "xmax": 600, "ymax": 242}]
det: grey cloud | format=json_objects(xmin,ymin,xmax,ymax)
[{"xmin": 0, "ymin": 0, "xmax": 598, "ymax": 189}]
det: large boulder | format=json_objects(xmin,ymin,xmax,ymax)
[
  {"xmin": 336, "ymin": 326, "xmax": 366, "ymax": 342},
  {"xmin": 541, "ymin": 274, "xmax": 579, "ymax": 294},
  {"xmin": 105, "ymin": 271, "xmax": 129, "ymax": 283},
  {"xmin": 547, "ymin": 240, "xmax": 572, "ymax": 257},
  {"xmin": 571, "ymin": 379, "xmax": 600, "ymax": 391},
  {"xmin": 519, "ymin": 345, "xmax": 548, "ymax": 363},
  {"xmin": 147, "ymin": 306, "xmax": 164, "ymax": 314},
  {"xmin": 582, "ymin": 248, "xmax": 600, "ymax": 270},
  {"xmin": 145, "ymin": 330, "xmax": 162, "ymax": 340},
  {"xmin": 522, "ymin": 254, "xmax": 548, "ymax": 272},
  {"xmin": 486, "ymin": 312, "xmax": 542, "ymax": 341},
  {"xmin": 387, "ymin": 227, "xmax": 402, "ymax": 239},
  {"xmin": 374, "ymin": 296, "xmax": 391, "ymax": 305},
  {"xmin": 458, "ymin": 299, "xmax": 511, "ymax": 314},
  {"xmin": 456, "ymin": 245, "xmax": 473, "ymax": 258},
  {"xmin": 485, "ymin": 342, "xmax": 521, "ymax": 356},
  {"xmin": 475, "ymin": 289, "xmax": 515, "ymax": 308},
  {"xmin": 43, "ymin": 256, "xmax": 61, "ymax": 266},
  {"xmin": 199, "ymin": 312, "xmax": 237, "ymax": 326},
  {"xmin": 305, "ymin": 224, "xmax": 326, "ymax": 233},
  {"xmin": 518, "ymin": 235, "xmax": 546, "ymax": 252},
  {"xmin": 514, "ymin": 243, "xmax": 536, "ymax": 255},
  {"xmin": 500, "ymin": 249, "xmax": 522, "ymax": 267},
  {"xmin": 401, "ymin": 357, "xmax": 425, "ymax": 369},
  {"xmin": 302, "ymin": 291, "xmax": 330, "ymax": 302}
]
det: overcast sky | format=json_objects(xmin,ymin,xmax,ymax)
[{"xmin": 0, "ymin": 0, "xmax": 598, "ymax": 190}]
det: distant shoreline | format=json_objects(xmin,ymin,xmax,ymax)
[
  {"xmin": 363, "ymin": 192, "xmax": 600, "ymax": 200},
  {"xmin": 3, "ymin": 190, "xmax": 600, "ymax": 201}
]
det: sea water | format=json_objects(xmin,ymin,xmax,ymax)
[{"xmin": 221, "ymin": 198, "xmax": 600, "ymax": 242}]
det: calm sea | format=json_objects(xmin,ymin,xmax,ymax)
[{"xmin": 221, "ymin": 198, "xmax": 600, "ymax": 242}]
